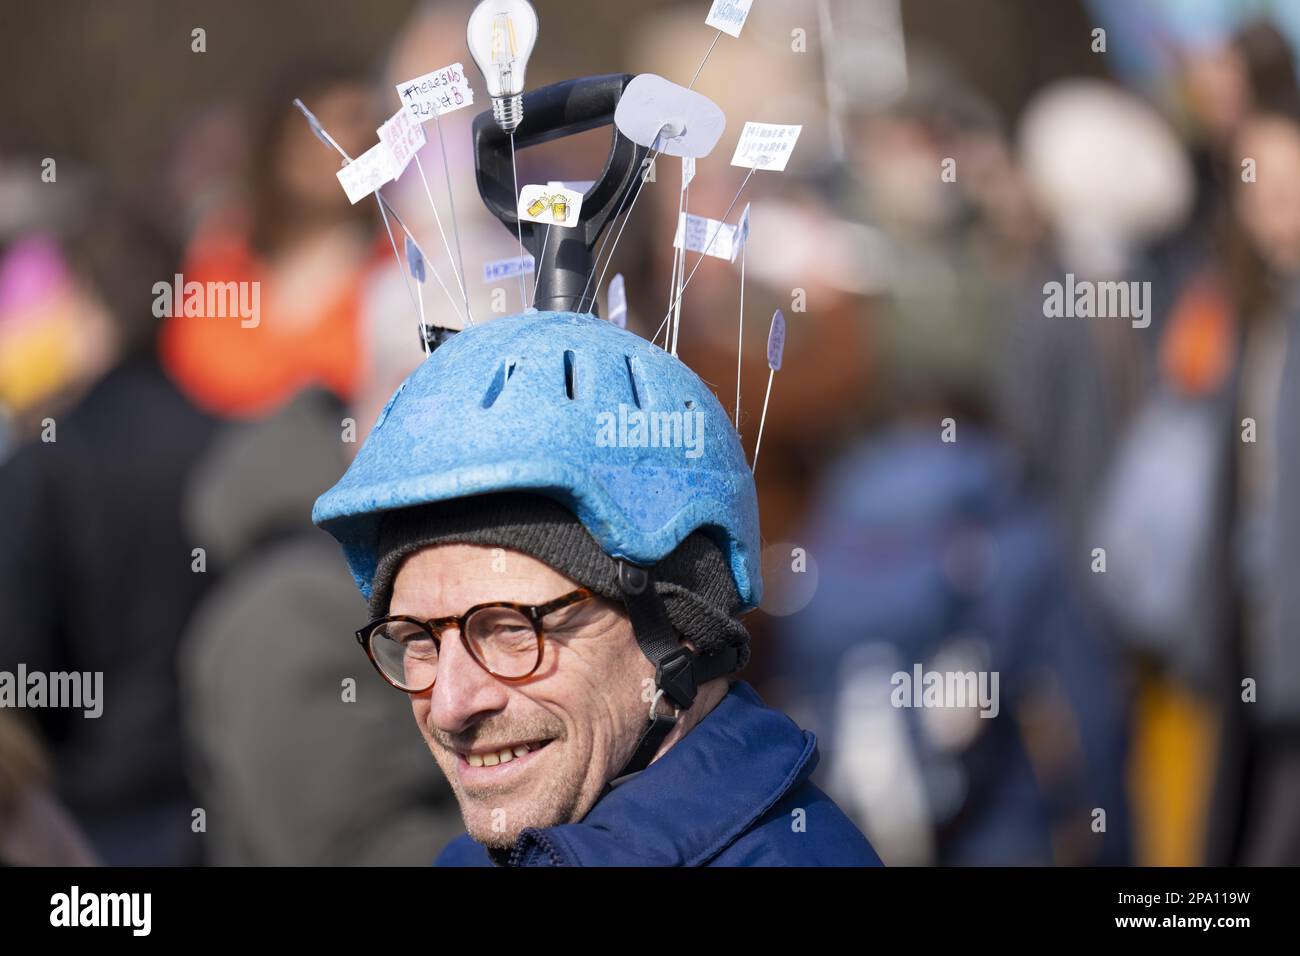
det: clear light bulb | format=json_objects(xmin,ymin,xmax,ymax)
[{"xmin": 466, "ymin": 0, "xmax": 539, "ymax": 132}]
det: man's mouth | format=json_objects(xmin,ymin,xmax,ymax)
[{"xmin": 456, "ymin": 738, "xmax": 554, "ymax": 770}]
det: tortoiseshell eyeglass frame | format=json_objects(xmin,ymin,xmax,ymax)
[{"xmin": 355, "ymin": 587, "xmax": 596, "ymax": 693}]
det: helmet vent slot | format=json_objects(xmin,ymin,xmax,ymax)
[
  {"xmin": 624, "ymin": 355, "xmax": 642, "ymax": 408},
  {"xmin": 563, "ymin": 350, "xmax": 578, "ymax": 400},
  {"xmin": 482, "ymin": 358, "xmax": 517, "ymax": 408}
]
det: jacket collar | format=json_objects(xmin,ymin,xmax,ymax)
[{"xmin": 502, "ymin": 680, "xmax": 818, "ymax": 866}]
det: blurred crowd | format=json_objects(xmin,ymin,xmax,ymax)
[{"xmin": 2, "ymin": 0, "xmax": 1299, "ymax": 865}]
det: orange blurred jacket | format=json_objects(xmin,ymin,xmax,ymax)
[{"xmin": 160, "ymin": 223, "xmax": 378, "ymax": 419}]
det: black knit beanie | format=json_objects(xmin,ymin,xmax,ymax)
[{"xmin": 368, "ymin": 492, "xmax": 750, "ymax": 671}]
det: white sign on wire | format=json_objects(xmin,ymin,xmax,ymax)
[
  {"xmin": 706, "ymin": 0, "xmax": 754, "ymax": 38},
  {"xmin": 517, "ymin": 184, "xmax": 584, "ymax": 227},
  {"xmin": 607, "ymin": 273, "xmax": 628, "ymax": 328},
  {"xmin": 483, "ymin": 254, "xmax": 536, "ymax": 283},
  {"xmin": 377, "ymin": 106, "xmax": 427, "ymax": 179},
  {"xmin": 395, "ymin": 63, "xmax": 475, "ymax": 121},
  {"xmin": 736, "ymin": 202, "xmax": 752, "ymax": 252},
  {"xmin": 730, "ymin": 122, "xmax": 803, "ymax": 172},
  {"xmin": 674, "ymin": 212, "xmax": 740, "ymax": 262},
  {"xmin": 336, "ymin": 142, "xmax": 395, "ymax": 204}
]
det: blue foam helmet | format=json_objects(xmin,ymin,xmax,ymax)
[{"xmin": 313, "ymin": 311, "xmax": 763, "ymax": 610}]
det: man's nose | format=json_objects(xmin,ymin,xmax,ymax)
[{"xmin": 428, "ymin": 627, "xmax": 509, "ymax": 733}]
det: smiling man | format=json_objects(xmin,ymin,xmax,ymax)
[{"xmin": 314, "ymin": 311, "xmax": 881, "ymax": 866}]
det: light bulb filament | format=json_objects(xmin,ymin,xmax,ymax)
[{"xmin": 490, "ymin": 13, "xmax": 518, "ymax": 65}]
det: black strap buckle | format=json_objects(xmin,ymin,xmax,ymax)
[
  {"xmin": 616, "ymin": 560, "xmax": 698, "ymax": 711},
  {"xmin": 656, "ymin": 646, "xmax": 698, "ymax": 711}
]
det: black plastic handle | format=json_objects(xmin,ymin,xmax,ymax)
[{"xmin": 473, "ymin": 73, "xmax": 643, "ymax": 313}]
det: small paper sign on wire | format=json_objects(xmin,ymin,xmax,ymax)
[
  {"xmin": 404, "ymin": 237, "xmax": 426, "ymax": 283},
  {"xmin": 730, "ymin": 122, "xmax": 803, "ymax": 172},
  {"xmin": 483, "ymin": 254, "xmax": 536, "ymax": 283},
  {"xmin": 518, "ymin": 184, "xmax": 584, "ymax": 227},
  {"xmin": 378, "ymin": 107, "xmax": 427, "ymax": 180},
  {"xmin": 396, "ymin": 63, "xmax": 475, "ymax": 121},
  {"xmin": 735, "ymin": 202, "xmax": 752, "ymax": 255},
  {"xmin": 607, "ymin": 273, "xmax": 627, "ymax": 328},
  {"xmin": 674, "ymin": 212, "xmax": 738, "ymax": 262},
  {"xmin": 336, "ymin": 142, "xmax": 395, "ymax": 204},
  {"xmin": 752, "ymin": 308, "xmax": 786, "ymax": 473},
  {"xmin": 682, "ymin": 156, "xmax": 696, "ymax": 192},
  {"xmin": 767, "ymin": 309, "xmax": 786, "ymax": 371},
  {"xmin": 706, "ymin": 0, "xmax": 754, "ymax": 38}
]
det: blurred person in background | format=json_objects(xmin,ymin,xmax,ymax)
[
  {"xmin": 1201, "ymin": 81, "xmax": 1300, "ymax": 865},
  {"xmin": 159, "ymin": 66, "xmax": 385, "ymax": 420},
  {"xmin": 1009, "ymin": 78, "xmax": 1194, "ymax": 554},
  {"xmin": 0, "ymin": 192, "xmax": 218, "ymax": 865},
  {"xmin": 1013, "ymin": 77, "xmax": 1224, "ymax": 867},
  {"xmin": 0, "ymin": 164, "xmax": 115, "ymax": 456},
  {"xmin": 178, "ymin": 265, "xmax": 465, "ymax": 866}
]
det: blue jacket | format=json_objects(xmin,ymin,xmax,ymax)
[{"xmin": 435, "ymin": 680, "xmax": 883, "ymax": 866}]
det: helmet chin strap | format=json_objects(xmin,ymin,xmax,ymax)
[{"xmin": 611, "ymin": 560, "xmax": 740, "ymax": 780}]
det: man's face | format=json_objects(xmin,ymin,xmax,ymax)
[{"xmin": 390, "ymin": 543, "xmax": 653, "ymax": 848}]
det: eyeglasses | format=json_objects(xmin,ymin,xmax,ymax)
[{"xmin": 356, "ymin": 588, "xmax": 595, "ymax": 693}]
